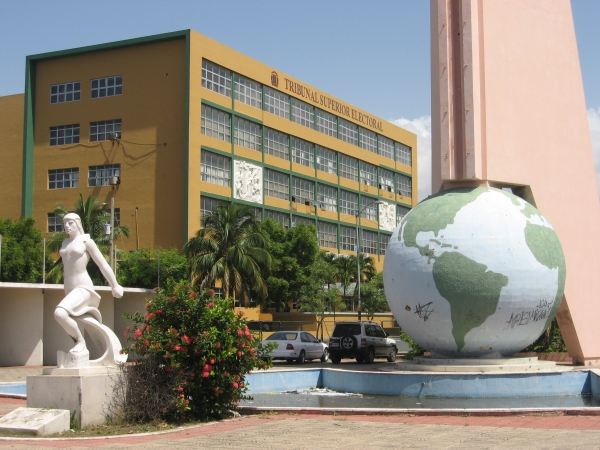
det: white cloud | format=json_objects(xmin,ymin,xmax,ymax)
[
  {"xmin": 588, "ymin": 107, "xmax": 600, "ymax": 195},
  {"xmin": 390, "ymin": 116, "xmax": 432, "ymax": 201}
]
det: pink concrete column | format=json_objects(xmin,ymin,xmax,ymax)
[{"xmin": 431, "ymin": 0, "xmax": 600, "ymax": 364}]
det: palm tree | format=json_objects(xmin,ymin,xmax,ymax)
[
  {"xmin": 185, "ymin": 203, "xmax": 272, "ymax": 305},
  {"xmin": 46, "ymin": 194, "xmax": 130, "ymax": 283},
  {"xmin": 334, "ymin": 255, "xmax": 356, "ymax": 309},
  {"xmin": 357, "ymin": 253, "xmax": 376, "ymax": 284}
]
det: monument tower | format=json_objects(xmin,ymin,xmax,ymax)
[{"xmin": 431, "ymin": 0, "xmax": 600, "ymax": 365}]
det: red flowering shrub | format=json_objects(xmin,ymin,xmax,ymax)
[{"xmin": 122, "ymin": 281, "xmax": 273, "ymax": 422}]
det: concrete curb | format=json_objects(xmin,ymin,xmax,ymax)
[{"xmin": 238, "ymin": 405, "xmax": 600, "ymax": 417}]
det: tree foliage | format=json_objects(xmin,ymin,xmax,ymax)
[
  {"xmin": 46, "ymin": 194, "xmax": 130, "ymax": 284},
  {"xmin": 359, "ymin": 272, "xmax": 390, "ymax": 320},
  {"xmin": 0, "ymin": 216, "xmax": 52, "ymax": 283},
  {"xmin": 118, "ymin": 248, "xmax": 188, "ymax": 289},
  {"xmin": 185, "ymin": 203, "xmax": 272, "ymax": 305},
  {"xmin": 259, "ymin": 219, "xmax": 320, "ymax": 310},
  {"xmin": 297, "ymin": 252, "xmax": 345, "ymax": 338}
]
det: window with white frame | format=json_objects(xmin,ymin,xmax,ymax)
[
  {"xmin": 201, "ymin": 150, "xmax": 231, "ymax": 187},
  {"xmin": 50, "ymin": 124, "xmax": 79, "ymax": 146},
  {"xmin": 264, "ymin": 169, "xmax": 289, "ymax": 200},
  {"xmin": 51, "ymin": 81, "xmax": 80, "ymax": 103},
  {"xmin": 339, "ymin": 154, "xmax": 358, "ymax": 181},
  {"xmin": 340, "ymin": 190, "xmax": 358, "ymax": 216},
  {"xmin": 380, "ymin": 233, "xmax": 390, "ymax": 255},
  {"xmin": 340, "ymin": 225, "xmax": 356, "ymax": 251},
  {"xmin": 49, "ymin": 168, "xmax": 78, "ymax": 189},
  {"xmin": 250, "ymin": 207, "xmax": 262, "ymax": 222},
  {"xmin": 292, "ymin": 137, "xmax": 314, "ymax": 168},
  {"xmin": 264, "ymin": 87, "xmax": 289, "ymax": 119},
  {"xmin": 201, "ymin": 196, "xmax": 228, "ymax": 225},
  {"xmin": 318, "ymin": 183, "xmax": 337, "ymax": 212},
  {"xmin": 91, "ymin": 75, "xmax": 122, "ymax": 98},
  {"xmin": 361, "ymin": 229, "xmax": 377, "ymax": 255},
  {"xmin": 360, "ymin": 196, "xmax": 378, "ymax": 221},
  {"xmin": 339, "ymin": 118, "xmax": 358, "ymax": 146},
  {"xmin": 397, "ymin": 205, "xmax": 410, "ymax": 225},
  {"xmin": 292, "ymin": 177, "xmax": 314, "ymax": 204},
  {"xmin": 379, "ymin": 136, "xmax": 394, "ymax": 160},
  {"xmin": 234, "ymin": 74, "xmax": 261, "ymax": 109},
  {"xmin": 293, "ymin": 215, "xmax": 315, "ymax": 227},
  {"xmin": 360, "ymin": 162, "xmax": 377, "ymax": 186},
  {"xmin": 265, "ymin": 209, "xmax": 290, "ymax": 228},
  {"xmin": 48, "ymin": 213, "xmax": 63, "ymax": 232},
  {"xmin": 234, "ymin": 117, "xmax": 261, "ymax": 151},
  {"xmin": 90, "ymin": 119, "xmax": 121, "ymax": 142},
  {"xmin": 202, "ymin": 60, "xmax": 231, "ymax": 97},
  {"xmin": 396, "ymin": 142, "xmax": 412, "ymax": 166},
  {"xmin": 264, "ymin": 127, "xmax": 289, "ymax": 160},
  {"xmin": 360, "ymin": 128, "xmax": 377, "ymax": 153},
  {"xmin": 291, "ymin": 98, "xmax": 314, "ymax": 128},
  {"xmin": 396, "ymin": 173, "xmax": 412, "ymax": 197},
  {"xmin": 316, "ymin": 146, "xmax": 337, "ymax": 174},
  {"xmin": 316, "ymin": 109, "xmax": 337, "ymax": 137},
  {"xmin": 88, "ymin": 164, "xmax": 120, "ymax": 187},
  {"xmin": 201, "ymin": 104, "xmax": 231, "ymax": 142},
  {"xmin": 379, "ymin": 168, "xmax": 394, "ymax": 192},
  {"xmin": 318, "ymin": 221, "xmax": 337, "ymax": 249}
]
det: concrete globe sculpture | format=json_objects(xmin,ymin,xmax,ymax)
[{"xmin": 383, "ymin": 187, "xmax": 566, "ymax": 358}]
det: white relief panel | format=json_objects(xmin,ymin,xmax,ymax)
[
  {"xmin": 234, "ymin": 160, "xmax": 263, "ymax": 204},
  {"xmin": 379, "ymin": 201, "xmax": 396, "ymax": 232}
]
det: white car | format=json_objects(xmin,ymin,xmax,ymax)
[{"xmin": 260, "ymin": 331, "xmax": 329, "ymax": 364}]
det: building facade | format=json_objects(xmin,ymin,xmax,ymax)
[{"xmin": 16, "ymin": 30, "xmax": 417, "ymax": 272}]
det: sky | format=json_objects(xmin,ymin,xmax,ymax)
[{"xmin": 1, "ymin": 1, "xmax": 599, "ymax": 201}]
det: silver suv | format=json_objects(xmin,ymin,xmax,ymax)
[{"xmin": 328, "ymin": 322, "xmax": 397, "ymax": 364}]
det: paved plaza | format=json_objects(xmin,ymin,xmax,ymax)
[{"xmin": 2, "ymin": 365, "xmax": 600, "ymax": 449}]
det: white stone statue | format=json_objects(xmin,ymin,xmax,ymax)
[{"xmin": 53, "ymin": 213, "xmax": 127, "ymax": 368}]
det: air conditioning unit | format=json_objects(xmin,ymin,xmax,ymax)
[
  {"xmin": 109, "ymin": 132, "xmax": 121, "ymax": 140},
  {"xmin": 109, "ymin": 176, "xmax": 120, "ymax": 186}
]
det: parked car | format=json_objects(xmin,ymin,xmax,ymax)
[
  {"xmin": 328, "ymin": 322, "xmax": 397, "ymax": 364},
  {"xmin": 260, "ymin": 331, "xmax": 329, "ymax": 364}
]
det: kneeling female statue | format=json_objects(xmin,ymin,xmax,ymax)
[{"xmin": 54, "ymin": 213, "xmax": 127, "ymax": 368}]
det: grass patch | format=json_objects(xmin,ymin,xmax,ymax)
[{"xmin": 0, "ymin": 420, "xmax": 210, "ymax": 439}]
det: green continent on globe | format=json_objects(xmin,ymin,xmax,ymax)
[
  {"xmin": 523, "ymin": 222, "xmax": 566, "ymax": 328},
  {"xmin": 402, "ymin": 187, "xmax": 485, "ymax": 255},
  {"xmin": 432, "ymin": 252, "xmax": 509, "ymax": 352}
]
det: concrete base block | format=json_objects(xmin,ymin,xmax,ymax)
[
  {"xmin": 0, "ymin": 407, "xmax": 69, "ymax": 436},
  {"xmin": 26, "ymin": 367, "xmax": 121, "ymax": 427}
]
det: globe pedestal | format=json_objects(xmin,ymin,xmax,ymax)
[{"xmin": 392, "ymin": 356, "xmax": 558, "ymax": 373}]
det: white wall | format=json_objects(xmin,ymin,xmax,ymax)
[{"xmin": 0, "ymin": 282, "xmax": 154, "ymax": 366}]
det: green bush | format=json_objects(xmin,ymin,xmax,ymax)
[
  {"xmin": 399, "ymin": 330, "xmax": 425, "ymax": 360},
  {"xmin": 522, "ymin": 319, "xmax": 567, "ymax": 353},
  {"xmin": 122, "ymin": 281, "xmax": 273, "ymax": 422},
  {"xmin": 117, "ymin": 248, "xmax": 188, "ymax": 289}
]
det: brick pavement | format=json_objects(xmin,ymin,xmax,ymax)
[{"xmin": 2, "ymin": 414, "xmax": 600, "ymax": 449}]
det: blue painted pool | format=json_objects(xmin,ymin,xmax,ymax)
[{"xmin": 0, "ymin": 383, "xmax": 26, "ymax": 395}]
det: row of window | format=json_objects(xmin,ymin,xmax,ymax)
[
  {"xmin": 48, "ymin": 209, "xmax": 121, "ymax": 232},
  {"xmin": 201, "ymin": 106, "xmax": 412, "ymax": 197},
  {"xmin": 50, "ymin": 120, "xmax": 121, "ymax": 146},
  {"xmin": 201, "ymin": 60, "xmax": 412, "ymax": 166},
  {"xmin": 48, "ymin": 165, "xmax": 120, "ymax": 189},
  {"xmin": 200, "ymin": 197, "xmax": 409, "ymax": 255},
  {"xmin": 201, "ymin": 150, "xmax": 412, "ymax": 213},
  {"xmin": 50, "ymin": 76, "xmax": 122, "ymax": 104}
]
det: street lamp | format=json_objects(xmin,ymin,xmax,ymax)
[{"xmin": 356, "ymin": 200, "xmax": 383, "ymax": 321}]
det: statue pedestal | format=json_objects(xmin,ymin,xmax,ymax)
[{"xmin": 27, "ymin": 366, "xmax": 121, "ymax": 427}]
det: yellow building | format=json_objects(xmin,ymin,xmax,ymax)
[{"xmin": 13, "ymin": 30, "xmax": 417, "ymax": 274}]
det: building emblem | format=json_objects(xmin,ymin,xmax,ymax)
[{"xmin": 271, "ymin": 71, "xmax": 279, "ymax": 87}]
